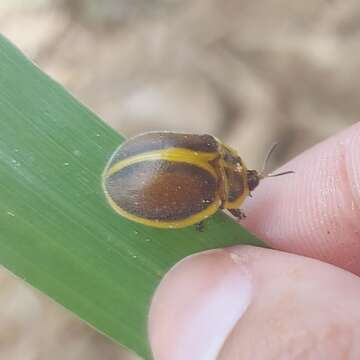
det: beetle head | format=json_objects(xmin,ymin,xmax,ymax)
[{"xmin": 246, "ymin": 170, "xmax": 261, "ymax": 191}]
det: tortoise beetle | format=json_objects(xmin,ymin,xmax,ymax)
[{"xmin": 102, "ymin": 132, "xmax": 293, "ymax": 229}]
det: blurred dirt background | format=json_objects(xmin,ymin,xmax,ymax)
[{"xmin": 0, "ymin": 0, "xmax": 359, "ymax": 359}]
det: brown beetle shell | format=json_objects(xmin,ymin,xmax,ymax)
[
  {"xmin": 102, "ymin": 132, "xmax": 249, "ymax": 228},
  {"xmin": 105, "ymin": 160, "xmax": 218, "ymax": 221}
]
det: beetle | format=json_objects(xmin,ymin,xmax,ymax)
[{"xmin": 102, "ymin": 131, "xmax": 293, "ymax": 229}]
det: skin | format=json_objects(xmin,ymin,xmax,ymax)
[{"xmin": 148, "ymin": 122, "xmax": 360, "ymax": 360}]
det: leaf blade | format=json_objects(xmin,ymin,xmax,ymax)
[{"xmin": 0, "ymin": 35, "xmax": 267, "ymax": 359}]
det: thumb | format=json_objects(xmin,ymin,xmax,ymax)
[{"xmin": 148, "ymin": 246, "xmax": 360, "ymax": 360}]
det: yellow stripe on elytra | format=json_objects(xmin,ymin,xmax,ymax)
[
  {"xmin": 106, "ymin": 148, "xmax": 219, "ymax": 178},
  {"xmin": 103, "ymin": 187, "xmax": 221, "ymax": 228},
  {"xmin": 216, "ymin": 155, "xmax": 229, "ymax": 203}
]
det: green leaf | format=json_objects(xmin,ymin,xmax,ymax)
[{"xmin": 0, "ymin": 35, "xmax": 267, "ymax": 359}]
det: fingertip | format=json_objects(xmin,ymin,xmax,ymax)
[
  {"xmin": 148, "ymin": 249, "xmax": 253, "ymax": 360},
  {"xmin": 242, "ymin": 122, "xmax": 360, "ymax": 274},
  {"xmin": 149, "ymin": 245, "xmax": 360, "ymax": 359}
]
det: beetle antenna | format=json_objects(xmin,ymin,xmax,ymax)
[
  {"xmin": 266, "ymin": 170, "xmax": 295, "ymax": 178},
  {"xmin": 260, "ymin": 142, "xmax": 278, "ymax": 177},
  {"xmin": 259, "ymin": 142, "xmax": 294, "ymax": 179}
]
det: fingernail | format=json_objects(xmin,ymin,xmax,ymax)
[{"xmin": 149, "ymin": 249, "xmax": 253, "ymax": 360}]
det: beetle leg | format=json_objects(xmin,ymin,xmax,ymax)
[
  {"xmin": 195, "ymin": 221, "xmax": 205, "ymax": 232},
  {"xmin": 228, "ymin": 208, "xmax": 246, "ymax": 220}
]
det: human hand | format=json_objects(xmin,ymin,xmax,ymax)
[{"xmin": 148, "ymin": 123, "xmax": 360, "ymax": 359}]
